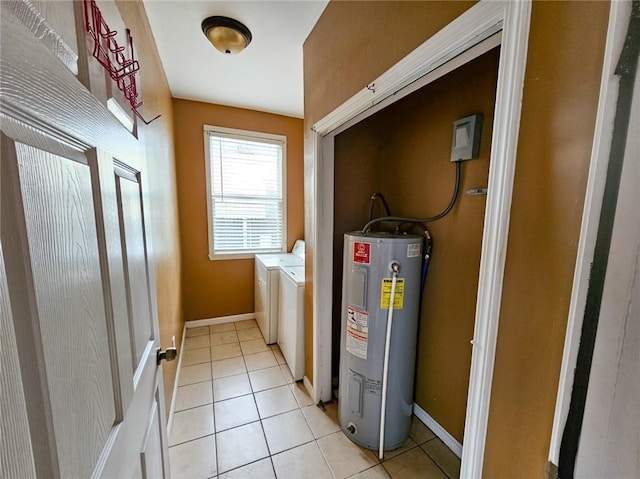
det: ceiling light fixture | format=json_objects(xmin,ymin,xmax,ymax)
[{"xmin": 201, "ymin": 16, "xmax": 252, "ymax": 55}]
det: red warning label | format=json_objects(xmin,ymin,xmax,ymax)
[{"xmin": 353, "ymin": 242, "xmax": 371, "ymax": 264}]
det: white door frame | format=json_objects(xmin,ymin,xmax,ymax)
[
  {"xmin": 548, "ymin": 0, "xmax": 630, "ymax": 467},
  {"xmin": 308, "ymin": 1, "xmax": 531, "ymax": 476}
]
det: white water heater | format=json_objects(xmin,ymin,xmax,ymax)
[{"xmin": 339, "ymin": 232, "xmax": 422, "ymax": 454}]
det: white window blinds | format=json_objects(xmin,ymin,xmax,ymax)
[{"xmin": 205, "ymin": 127, "xmax": 286, "ymax": 258}]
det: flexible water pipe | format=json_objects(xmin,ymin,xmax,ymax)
[
  {"xmin": 379, "ymin": 261, "xmax": 400, "ymax": 460},
  {"xmin": 361, "ymin": 161, "xmax": 462, "ymax": 234}
]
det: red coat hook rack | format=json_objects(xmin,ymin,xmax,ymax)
[{"xmin": 84, "ymin": 0, "xmax": 161, "ymax": 125}]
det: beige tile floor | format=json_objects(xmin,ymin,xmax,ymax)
[{"xmin": 170, "ymin": 320, "xmax": 461, "ymax": 479}]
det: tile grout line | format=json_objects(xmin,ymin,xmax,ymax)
[
  {"xmin": 210, "ymin": 328, "xmax": 220, "ymax": 479},
  {"xmin": 305, "ymin": 400, "xmax": 345, "ymax": 479},
  {"xmin": 169, "ymin": 332, "xmax": 213, "ymax": 451},
  {"xmin": 168, "ymin": 432, "xmax": 215, "ymax": 449},
  {"xmin": 217, "ymin": 322, "xmax": 242, "ymax": 476},
  {"xmin": 221, "ymin": 320, "xmax": 271, "ymax": 476},
  {"xmin": 240, "ymin": 320, "xmax": 312, "ymax": 477},
  {"xmin": 215, "ymin": 455, "xmax": 274, "ymax": 478},
  {"xmin": 315, "ymin": 435, "xmax": 338, "ymax": 479},
  {"xmin": 211, "ymin": 321, "xmax": 239, "ymax": 477},
  {"xmin": 173, "ymin": 400, "xmax": 214, "ymax": 415},
  {"xmin": 244, "ymin": 322, "xmax": 275, "ymax": 468},
  {"xmin": 419, "ymin": 438, "xmax": 457, "ymax": 479},
  {"xmin": 177, "ymin": 377, "xmax": 213, "ymax": 388}
]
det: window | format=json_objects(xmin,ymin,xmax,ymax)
[{"xmin": 204, "ymin": 125, "xmax": 286, "ymax": 259}]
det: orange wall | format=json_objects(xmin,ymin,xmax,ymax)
[
  {"xmin": 483, "ymin": 2, "xmax": 609, "ymax": 475},
  {"xmin": 304, "ymin": 0, "xmax": 608, "ymax": 475},
  {"xmin": 117, "ymin": 0, "xmax": 182, "ymax": 415},
  {"xmin": 173, "ymin": 99, "xmax": 304, "ymax": 321}
]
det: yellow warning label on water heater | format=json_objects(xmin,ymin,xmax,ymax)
[{"xmin": 380, "ymin": 278, "xmax": 404, "ymax": 310}]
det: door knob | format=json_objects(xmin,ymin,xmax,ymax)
[{"xmin": 157, "ymin": 336, "xmax": 177, "ymax": 365}]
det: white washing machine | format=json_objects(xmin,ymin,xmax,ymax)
[
  {"xmin": 278, "ymin": 265, "xmax": 305, "ymax": 381},
  {"xmin": 254, "ymin": 240, "xmax": 304, "ymax": 344}
]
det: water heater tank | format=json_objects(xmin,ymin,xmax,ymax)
[{"xmin": 339, "ymin": 231, "xmax": 422, "ymax": 451}]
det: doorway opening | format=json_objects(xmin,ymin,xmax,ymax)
[
  {"xmin": 309, "ymin": 2, "xmax": 532, "ymax": 476},
  {"xmin": 330, "ymin": 45, "xmax": 501, "ymax": 456}
]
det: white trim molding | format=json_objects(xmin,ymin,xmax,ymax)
[
  {"xmin": 461, "ymin": 1, "xmax": 531, "ymax": 476},
  {"xmin": 312, "ymin": 131, "xmax": 333, "ymax": 404},
  {"xmin": 202, "ymin": 125, "xmax": 288, "ymax": 261},
  {"xmin": 312, "ymin": 1, "xmax": 505, "ymax": 136},
  {"xmin": 309, "ymin": 1, "xmax": 532, "ymax": 477},
  {"xmin": 548, "ymin": 0, "xmax": 630, "ymax": 466},
  {"xmin": 413, "ymin": 404, "xmax": 463, "ymax": 459},
  {"xmin": 186, "ymin": 313, "xmax": 257, "ymax": 329},
  {"xmin": 167, "ymin": 327, "xmax": 187, "ymax": 437},
  {"xmin": 303, "ymin": 375, "xmax": 315, "ymax": 403}
]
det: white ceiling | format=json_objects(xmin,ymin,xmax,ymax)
[{"xmin": 143, "ymin": 0, "xmax": 328, "ymax": 118}]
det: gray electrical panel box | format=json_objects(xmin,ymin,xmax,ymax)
[{"xmin": 451, "ymin": 113, "xmax": 483, "ymax": 162}]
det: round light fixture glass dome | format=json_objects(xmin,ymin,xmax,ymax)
[{"xmin": 201, "ymin": 16, "xmax": 252, "ymax": 55}]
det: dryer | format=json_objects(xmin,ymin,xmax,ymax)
[
  {"xmin": 278, "ymin": 265, "xmax": 305, "ymax": 380},
  {"xmin": 255, "ymin": 240, "xmax": 304, "ymax": 344}
]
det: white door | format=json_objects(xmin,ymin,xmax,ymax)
[{"xmin": 0, "ymin": 1, "xmax": 170, "ymax": 477}]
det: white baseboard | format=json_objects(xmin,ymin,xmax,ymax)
[
  {"xmin": 413, "ymin": 403, "xmax": 463, "ymax": 458},
  {"xmin": 186, "ymin": 312, "xmax": 256, "ymax": 328},
  {"xmin": 303, "ymin": 375, "xmax": 315, "ymax": 403},
  {"xmin": 167, "ymin": 323, "xmax": 187, "ymax": 436}
]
